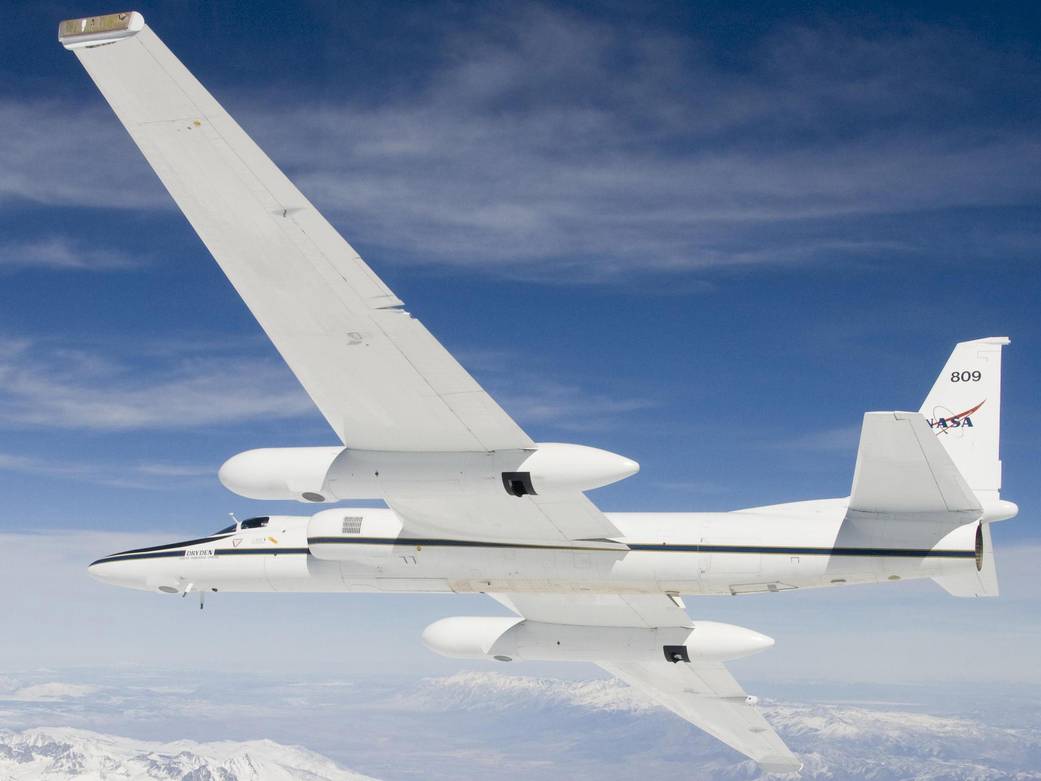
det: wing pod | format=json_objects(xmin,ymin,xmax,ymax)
[
  {"xmin": 219, "ymin": 443, "xmax": 638, "ymax": 503},
  {"xmin": 422, "ymin": 616, "xmax": 773, "ymax": 664},
  {"xmin": 59, "ymin": 12, "xmax": 144, "ymax": 49}
]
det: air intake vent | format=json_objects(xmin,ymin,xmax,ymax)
[
  {"xmin": 502, "ymin": 471, "xmax": 536, "ymax": 497},
  {"xmin": 341, "ymin": 516, "xmax": 363, "ymax": 535},
  {"xmin": 663, "ymin": 645, "xmax": 690, "ymax": 664}
]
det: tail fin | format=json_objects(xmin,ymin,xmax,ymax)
[
  {"xmin": 919, "ymin": 337, "xmax": 1009, "ymax": 500},
  {"xmin": 919, "ymin": 337, "xmax": 1014, "ymax": 598}
]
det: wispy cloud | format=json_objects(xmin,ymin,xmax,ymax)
[
  {"xmin": 0, "ymin": 450, "xmax": 217, "ymax": 490},
  {"xmin": 497, "ymin": 379, "xmax": 655, "ymax": 432},
  {"xmin": 782, "ymin": 424, "xmax": 862, "ymax": 453},
  {"xmin": 262, "ymin": 13, "xmax": 1041, "ymax": 279},
  {"xmin": 458, "ymin": 349, "xmax": 656, "ymax": 432},
  {"xmin": 6, "ymin": 9, "xmax": 1039, "ymax": 281},
  {"xmin": 0, "ymin": 336, "xmax": 655, "ymax": 437},
  {"xmin": 0, "ymin": 337, "xmax": 315, "ymax": 431},
  {"xmin": 0, "ymin": 236, "xmax": 140, "ymax": 271},
  {"xmin": 0, "ymin": 101, "xmax": 168, "ymax": 209}
]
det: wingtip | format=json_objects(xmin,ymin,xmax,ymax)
[
  {"xmin": 758, "ymin": 756, "xmax": 803, "ymax": 774},
  {"xmin": 958, "ymin": 336, "xmax": 1010, "ymax": 347},
  {"xmin": 59, "ymin": 11, "xmax": 144, "ymax": 49}
]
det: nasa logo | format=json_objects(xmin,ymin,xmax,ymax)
[{"xmin": 926, "ymin": 400, "xmax": 985, "ymax": 433}]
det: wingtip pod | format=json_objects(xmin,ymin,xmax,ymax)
[
  {"xmin": 422, "ymin": 617, "xmax": 774, "ymax": 664},
  {"xmin": 59, "ymin": 11, "xmax": 144, "ymax": 50}
]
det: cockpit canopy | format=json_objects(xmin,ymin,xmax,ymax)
[{"xmin": 213, "ymin": 516, "xmax": 270, "ymax": 534}]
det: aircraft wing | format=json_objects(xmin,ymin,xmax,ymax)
[
  {"xmin": 61, "ymin": 13, "xmax": 625, "ymax": 543},
  {"xmin": 387, "ymin": 492, "xmax": 622, "ymax": 543},
  {"xmin": 59, "ymin": 13, "xmax": 531, "ymax": 453},
  {"xmin": 599, "ymin": 660, "xmax": 800, "ymax": 774},
  {"xmin": 490, "ymin": 593, "xmax": 801, "ymax": 773}
]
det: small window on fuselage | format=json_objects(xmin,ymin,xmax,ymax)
[{"xmin": 239, "ymin": 517, "xmax": 270, "ymax": 530}]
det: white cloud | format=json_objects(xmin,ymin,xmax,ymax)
[
  {"xmin": 0, "ymin": 450, "xmax": 217, "ymax": 490},
  {"xmin": 455, "ymin": 349, "xmax": 657, "ymax": 433},
  {"xmin": 244, "ymin": 11, "xmax": 1041, "ymax": 277},
  {"xmin": 0, "ymin": 335, "xmax": 655, "ymax": 437},
  {"xmin": 3, "ymin": 10, "xmax": 1038, "ymax": 281},
  {"xmin": 5, "ymin": 683, "xmax": 99, "ymax": 702},
  {"xmin": 495, "ymin": 378, "xmax": 655, "ymax": 432},
  {"xmin": 779, "ymin": 424, "xmax": 862, "ymax": 453},
  {"xmin": 0, "ymin": 101, "xmax": 168, "ymax": 209},
  {"xmin": 0, "ymin": 237, "xmax": 140, "ymax": 271},
  {"xmin": 0, "ymin": 337, "xmax": 316, "ymax": 431}
]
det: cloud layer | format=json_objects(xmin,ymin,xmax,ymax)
[
  {"xmin": 0, "ymin": 337, "xmax": 315, "ymax": 431},
  {"xmin": 0, "ymin": 237, "xmax": 140, "ymax": 271},
  {"xmin": 6, "ymin": 8, "xmax": 1038, "ymax": 280}
]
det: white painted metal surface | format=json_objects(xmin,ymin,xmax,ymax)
[{"xmin": 63, "ymin": 12, "xmax": 1017, "ymax": 773}]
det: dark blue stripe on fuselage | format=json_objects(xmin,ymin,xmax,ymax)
[
  {"xmin": 307, "ymin": 536, "xmax": 976, "ymax": 559},
  {"xmin": 626, "ymin": 543, "xmax": 976, "ymax": 558},
  {"xmin": 91, "ymin": 547, "xmax": 310, "ymax": 565},
  {"xmin": 103, "ymin": 533, "xmax": 234, "ymax": 557},
  {"xmin": 91, "ymin": 537, "xmax": 976, "ymax": 566}
]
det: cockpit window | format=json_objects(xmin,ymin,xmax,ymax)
[
  {"xmin": 240, "ymin": 517, "xmax": 270, "ymax": 530},
  {"xmin": 213, "ymin": 523, "xmax": 237, "ymax": 535}
]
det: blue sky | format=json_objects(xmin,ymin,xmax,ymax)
[{"xmin": 0, "ymin": 1, "xmax": 1038, "ymax": 683}]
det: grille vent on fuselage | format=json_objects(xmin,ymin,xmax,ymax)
[{"xmin": 341, "ymin": 516, "xmax": 363, "ymax": 535}]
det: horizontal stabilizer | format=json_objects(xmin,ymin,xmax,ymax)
[{"xmin": 849, "ymin": 412, "xmax": 981, "ymax": 518}]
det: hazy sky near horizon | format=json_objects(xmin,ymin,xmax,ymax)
[
  {"xmin": 3, "ymin": 528, "xmax": 1041, "ymax": 685},
  {"xmin": 0, "ymin": 0, "xmax": 1038, "ymax": 684}
]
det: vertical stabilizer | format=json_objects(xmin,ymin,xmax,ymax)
[{"xmin": 919, "ymin": 337, "xmax": 1009, "ymax": 499}]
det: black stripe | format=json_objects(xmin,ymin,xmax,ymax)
[
  {"xmin": 91, "ymin": 547, "xmax": 310, "ymax": 565},
  {"xmin": 628, "ymin": 543, "xmax": 975, "ymax": 558},
  {"xmin": 306, "ymin": 536, "xmax": 602, "ymax": 552},
  {"xmin": 219, "ymin": 547, "xmax": 310, "ymax": 556},
  {"xmin": 103, "ymin": 533, "xmax": 233, "ymax": 558},
  {"xmin": 308, "ymin": 536, "xmax": 976, "ymax": 559},
  {"xmin": 92, "ymin": 537, "xmax": 977, "ymax": 566}
]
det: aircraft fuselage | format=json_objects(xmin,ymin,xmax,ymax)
[{"xmin": 89, "ymin": 500, "xmax": 981, "ymax": 598}]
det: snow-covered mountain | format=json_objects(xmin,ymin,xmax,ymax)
[
  {"xmin": 0, "ymin": 727, "xmax": 379, "ymax": 781},
  {"xmin": 402, "ymin": 670, "xmax": 658, "ymax": 713},
  {"xmin": 2, "ymin": 670, "xmax": 1040, "ymax": 780},
  {"xmin": 407, "ymin": 672, "xmax": 1041, "ymax": 780}
]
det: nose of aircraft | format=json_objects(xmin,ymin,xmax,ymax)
[
  {"xmin": 88, "ymin": 556, "xmax": 128, "ymax": 587},
  {"xmin": 87, "ymin": 555, "xmax": 158, "ymax": 591}
]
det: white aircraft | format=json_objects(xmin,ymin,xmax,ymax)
[{"xmin": 63, "ymin": 12, "xmax": 1017, "ymax": 773}]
